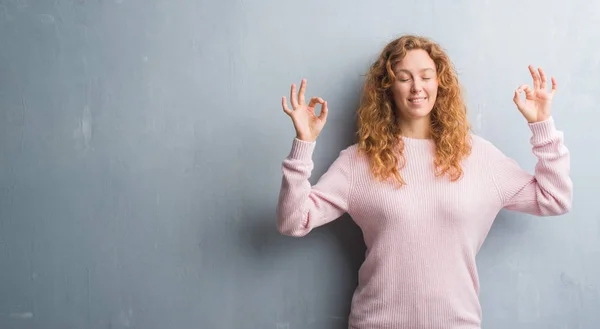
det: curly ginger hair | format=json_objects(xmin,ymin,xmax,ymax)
[{"xmin": 357, "ymin": 35, "xmax": 472, "ymax": 187}]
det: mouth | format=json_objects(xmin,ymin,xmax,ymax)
[{"xmin": 408, "ymin": 97, "xmax": 427, "ymax": 104}]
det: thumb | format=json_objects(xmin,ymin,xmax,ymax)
[
  {"xmin": 513, "ymin": 85, "xmax": 529, "ymax": 112},
  {"xmin": 513, "ymin": 90, "xmax": 524, "ymax": 110}
]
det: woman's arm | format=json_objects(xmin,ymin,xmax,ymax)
[
  {"xmin": 276, "ymin": 139, "xmax": 354, "ymax": 236},
  {"xmin": 489, "ymin": 65, "xmax": 573, "ymax": 215},
  {"xmin": 489, "ymin": 117, "xmax": 572, "ymax": 215}
]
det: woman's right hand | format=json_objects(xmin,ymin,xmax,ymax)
[{"xmin": 282, "ymin": 79, "xmax": 328, "ymax": 142}]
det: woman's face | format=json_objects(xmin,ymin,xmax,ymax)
[{"xmin": 391, "ymin": 49, "xmax": 439, "ymax": 121}]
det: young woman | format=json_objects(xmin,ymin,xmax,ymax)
[{"xmin": 276, "ymin": 35, "xmax": 572, "ymax": 329}]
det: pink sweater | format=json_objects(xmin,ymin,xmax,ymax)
[{"xmin": 276, "ymin": 117, "xmax": 572, "ymax": 329}]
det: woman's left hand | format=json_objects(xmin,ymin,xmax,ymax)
[{"xmin": 513, "ymin": 65, "xmax": 557, "ymax": 123}]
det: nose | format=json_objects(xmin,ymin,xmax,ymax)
[{"xmin": 411, "ymin": 80, "xmax": 423, "ymax": 93}]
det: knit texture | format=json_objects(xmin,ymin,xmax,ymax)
[{"xmin": 276, "ymin": 117, "xmax": 572, "ymax": 329}]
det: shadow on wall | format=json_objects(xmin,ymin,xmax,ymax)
[
  {"xmin": 238, "ymin": 207, "xmax": 365, "ymax": 273},
  {"xmin": 327, "ymin": 212, "xmax": 367, "ymax": 292},
  {"xmin": 480, "ymin": 209, "xmax": 537, "ymax": 254}
]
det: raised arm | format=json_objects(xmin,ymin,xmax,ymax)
[
  {"xmin": 275, "ymin": 79, "xmax": 354, "ymax": 236},
  {"xmin": 490, "ymin": 65, "xmax": 573, "ymax": 216},
  {"xmin": 489, "ymin": 117, "xmax": 572, "ymax": 215}
]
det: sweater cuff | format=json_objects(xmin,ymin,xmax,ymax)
[
  {"xmin": 528, "ymin": 116, "xmax": 557, "ymax": 144},
  {"xmin": 288, "ymin": 138, "xmax": 316, "ymax": 160}
]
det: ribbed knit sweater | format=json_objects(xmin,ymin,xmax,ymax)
[{"xmin": 275, "ymin": 117, "xmax": 572, "ymax": 329}]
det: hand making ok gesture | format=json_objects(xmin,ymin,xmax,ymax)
[
  {"xmin": 513, "ymin": 65, "xmax": 557, "ymax": 123},
  {"xmin": 282, "ymin": 79, "xmax": 329, "ymax": 142}
]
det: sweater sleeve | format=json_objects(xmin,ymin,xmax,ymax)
[
  {"xmin": 276, "ymin": 138, "xmax": 354, "ymax": 237},
  {"xmin": 489, "ymin": 117, "xmax": 573, "ymax": 216}
]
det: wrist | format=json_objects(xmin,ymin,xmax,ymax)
[
  {"xmin": 296, "ymin": 135, "xmax": 316, "ymax": 142},
  {"xmin": 527, "ymin": 114, "xmax": 551, "ymax": 124}
]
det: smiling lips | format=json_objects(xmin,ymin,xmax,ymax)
[{"xmin": 408, "ymin": 97, "xmax": 427, "ymax": 104}]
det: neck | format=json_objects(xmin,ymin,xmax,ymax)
[{"xmin": 398, "ymin": 115, "xmax": 432, "ymax": 139}]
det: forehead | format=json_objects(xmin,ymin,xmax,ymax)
[{"xmin": 394, "ymin": 49, "xmax": 436, "ymax": 73}]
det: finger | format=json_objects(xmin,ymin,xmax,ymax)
[
  {"xmin": 513, "ymin": 85, "xmax": 530, "ymax": 108},
  {"xmin": 528, "ymin": 65, "xmax": 540, "ymax": 90},
  {"xmin": 298, "ymin": 79, "xmax": 307, "ymax": 105},
  {"xmin": 282, "ymin": 96, "xmax": 293, "ymax": 115},
  {"xmin": 517, "ymin": 84, "xmax": 527, "ymax": 91},
  {"xmin": 518, "ymin": 83, "xmax": 534, "ymax": 97},
  {"xmin": 513, "ymin": 89, "xmax": 524, "ymax": 108},
  {"xmin": 290, "ymin": 84, "xmax": 298, "ymax": 109},
  {"xmin": 516, "ymin": 84, "xmax": 530, "ymax": 94},
  {"xmin": 550, "ymin": 76, "xmax": 558, "ymax": 96},
  {"xmin": 307, "ymin": 97, "xmax": 324, "ymax": 109},
  {"xmin": 318, "ymin": 101, "xmax": 328, "ymax": 121},
  {"xmin": 538, "ymin": 67, "xmax": 547, "ymax": 90}
]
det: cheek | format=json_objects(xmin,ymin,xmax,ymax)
[
  {"xmin": 392, "ymin": 83, "xmax": 410, "ymax": 100},
  {"xmin": 426, "ymin": 82, "xmax": 439, "ymax": 97}
]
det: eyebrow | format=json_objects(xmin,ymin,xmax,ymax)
[{"xmin": 395, "ymin": 68, "xmax": 435, "ymax": 74}]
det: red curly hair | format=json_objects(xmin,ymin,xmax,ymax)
[{"xmin": 357, "ymin": 35, "xmax": 472, "ymax": 187}]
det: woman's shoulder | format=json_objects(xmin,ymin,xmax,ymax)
[
  {"xmin": 468, "ymin": 133, "xmax": 504, "ymax": 158},
  {"xmin": 334, "ymin": 143, "xmax": 372, "ymax": 168},
  {"xmin": 335, "ymin": 143, "xmax": 366, "ymax": 165},
  {"xmin": 469, "ymin": 133, "xmax": 493, "ymax": 147}
]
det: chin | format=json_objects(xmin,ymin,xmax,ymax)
[{"xmin": 403, "ymin": 106, "xmax": 434, "ymax": 119}]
